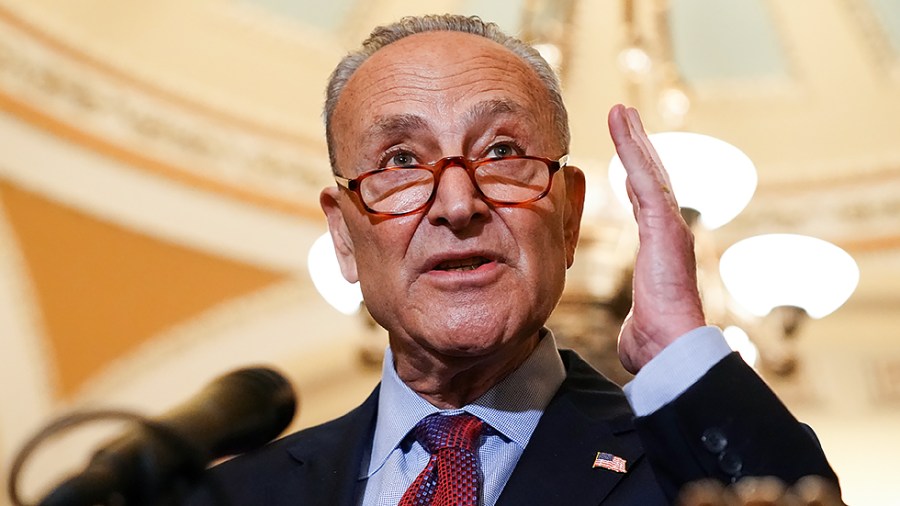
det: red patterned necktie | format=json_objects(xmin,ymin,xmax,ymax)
[{"xmin": 398, "ymin": 413, "xmax": 485, "ymax": 506}]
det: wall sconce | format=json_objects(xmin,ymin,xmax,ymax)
[
  {"xmin": 723, "ymin": 325, "xmax": 760, "ymax": 368},
  {"xmin": 719, "ymin": 234, "xmax": 859, "ymax": 319},
  {"xmin": 307, "ymin": 232, "xmax": 362, "ymax": 315},
  {"xmin": 608, "ymin": 131, "xmax": 758, "ymax": 229},
  {"xmin": 719, "ymin": 234, "xmax": 860, "ymax": 375},
  {"xmin": 607, "ymin": 134, "xmax": 860, "ymax": 376},
  {"xmin": 719, "ymin": 233, "xmax": 860, "ymax": 323}
]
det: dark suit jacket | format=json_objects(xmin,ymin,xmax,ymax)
[{"xmin": 186, "ymin": 350, "xmax": 837, "ymax": 505}]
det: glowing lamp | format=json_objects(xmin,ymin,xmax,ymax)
[
  {"xmin": 723, "ymin": 325, "xmax": 759, "ymax": 368},
  {"xmin": 719, "ymin": 234, "xmax": 859, "ymax": 319},
  {"xmin": 608, "ymin": 132, "xmax": 757, "ymax": 229},
  {"xmin": 307, "ymin": 232, "xmax": 363, "ymax": 315}
]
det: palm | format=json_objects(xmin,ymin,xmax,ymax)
[{"xmin": 607, "ymin": 105, "xmax": 706, "ymax": 374}]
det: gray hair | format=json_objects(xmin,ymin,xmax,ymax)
[{"xmin": 323, "ymin": 14, "xmax": 570, "ymax": 174}]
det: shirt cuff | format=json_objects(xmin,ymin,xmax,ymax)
[{"xmin": 623, "ymin": 326, "xmax": 731, "ymax": 417}]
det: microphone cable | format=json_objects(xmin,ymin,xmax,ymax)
[{"xmin": 6, "ymin": 408, "xmax": 235, "ymax": 506}]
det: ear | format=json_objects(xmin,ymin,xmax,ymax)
[
  {"xmin": 320, "ymin": 186, "xmax": 359, "ymax": 283},
  {"xmin": 563, "ymin": 166, "xmax": 586, "ymax": 268}
]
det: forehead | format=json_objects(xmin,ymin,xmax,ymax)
[
  {"xmin": 331, "ymin": 31, "xmax": 556, "ymax": 166},
  {"xmin": 350, "ymin": 30, "xmax": 543, "ymax": 100}
]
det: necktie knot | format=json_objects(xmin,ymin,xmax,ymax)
[
  {"xmin": 413, "ymin": 413, "xmax": 484, "ymax": 455},
  {"xmin": 400, "ymin": 413, "xmax": 485, "ymax": 506}
]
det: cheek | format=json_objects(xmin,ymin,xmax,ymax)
[
  {"xmin": 490, "ymin": 213, "xmax": 568, "ymax": 321},
  {"xmin": 526, "ymin": 232, "xmax": 568, "ymax": 290},
  {"xmin": 348, "ymin": 216, "xmax": 418, "ymax": 288},
  {"xmin": 505, "ymin": 206, "xmax": 569, "ymax": 271}
]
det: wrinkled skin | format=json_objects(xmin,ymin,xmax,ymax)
[
  {"xmin": 607, "ymin": 104, "xmax": 706, "ymax": 373},
  {"xmin": 320, "ymin": 31, "xmax": 704, "ymax": 407}
]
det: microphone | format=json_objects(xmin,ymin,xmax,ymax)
[{"xmin": 37, "ymin": 367, "xmax": 297, "ymax": 506}]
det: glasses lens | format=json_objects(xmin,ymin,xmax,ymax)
[
  {"xmin": 359, "ymin": 168, "xmax": 434, "ymax": 214},
  {"xmin": 475, "ymin": 158, "xmax": 550, "ymax": 202}
]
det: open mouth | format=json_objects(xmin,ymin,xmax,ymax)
[{"xmin": 433, "ymin": 256, "xmax": 491, "ymax": 272}]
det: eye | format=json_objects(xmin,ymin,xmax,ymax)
[
  {"xmin": 384, "ymin": 151, "xmax": 419, "ymax": 168},
  {"xmin": 485, "ymin": 142, "xmax": 521, "ymax": 159}
]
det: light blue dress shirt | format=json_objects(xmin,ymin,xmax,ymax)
[{"xmin": 358, "ymin": 326, "xmax": 731, "ymax": 506}]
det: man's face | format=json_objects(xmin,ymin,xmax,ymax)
[{"xmin": 321, "ymin": 31, "xmax": 584, "ymax": 362}]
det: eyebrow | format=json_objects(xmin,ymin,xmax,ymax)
[
  {"xmin": 367, "ymin": 99, "xmax": 524, "ymax": 136},
  {"xmin": 463, "ymin": 98, "xmax": 523, "ymax": 124},
  {"xmin": 365, "ymin": 114, "xmax": 430, "ymax": 140}
]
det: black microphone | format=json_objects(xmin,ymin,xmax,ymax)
[{"xmin": 37, "ymin": 367, "xmax": 297, "ymax": 506}]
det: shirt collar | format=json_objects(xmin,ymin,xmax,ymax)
[{"xmin": 365, "ymin": 328, "xmax": 565, "ymax": 478}]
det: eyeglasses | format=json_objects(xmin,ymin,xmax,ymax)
[{"xmin": 334, "ymin": 154, "xmax": 568, "ymax": 216}]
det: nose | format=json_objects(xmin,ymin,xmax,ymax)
[{"xmin": 425, "ymin": 165, "xmax": 490, "ymax": 230}]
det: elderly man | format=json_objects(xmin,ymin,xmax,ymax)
[{"xmin": 190, "ymin": 14, "xmax": 838, "ymax": 506}]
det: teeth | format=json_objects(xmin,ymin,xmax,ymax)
[{"xmin": 435, "ymin": 257, "xmax": 488, "ymax": 271}]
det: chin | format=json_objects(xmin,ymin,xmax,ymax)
[{"xmin": 423, "ymin": 315, "xmax": 541, "ymax": 358}]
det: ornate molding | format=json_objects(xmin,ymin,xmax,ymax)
[
  {"xmin": 720, "ymin": 165, "xmax": 900, "ymax": 253},
  {"xmin": 0, "ymin": 9, "xmax": 330, "ymax": 216},
  {"xmin": 843, "ymin": 0, "xmax": 900, "ymax": 81}
]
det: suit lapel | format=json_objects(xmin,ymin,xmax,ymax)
[
  {"xmin": 496, "ymin": 351, "xmax": 645, "ymax": 506},
  {"xmin": 271, "ymin": 352, "xmax": 649, "ymax": 506},
  {"xmin": 282, "ymin": 387, "xmax": 380, "ymax": 506}
]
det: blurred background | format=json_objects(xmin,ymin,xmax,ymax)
[{"xmin": 0, "ymin": 0, "xmax": 898, "ymax": 504}]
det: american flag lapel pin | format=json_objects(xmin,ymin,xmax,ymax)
[{"xmin": 592, "ymin": 451, "xmax": 627, "ymax": 473}]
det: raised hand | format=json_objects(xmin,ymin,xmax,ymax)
[
  {"xmin": 677, "ymin": 476, "xmax": 846, "ymax": 506},
  {"xmin": 607, "ymin": 104, "xmax": 706, "ymax": 374}
]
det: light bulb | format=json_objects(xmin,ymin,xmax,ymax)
[
  {"xmin": 307, "ymin": 232, "xmax": 363, "ymax": 315},
  {"xmin": 608, "ymin": 132, "xmax": 757, "ymax": 229},
  {"xmin": 719, "ymin": 234, "xmax": 859, "ymax": 319}
]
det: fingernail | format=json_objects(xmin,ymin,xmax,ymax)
[
  {"xmin": 627, "ymin": 108, "xmax": 643, "ymax": 130},
  {"xmin": 620, "ymin": 105, "xmax": 631, "ymax": 128}
]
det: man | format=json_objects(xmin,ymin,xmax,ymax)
[{"xmin": 190, "ymin": 14, "xmax": 839, "ymax": 505}]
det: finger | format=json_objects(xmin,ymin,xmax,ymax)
[
  {"xmin": 608, "ymin": 105, "xmax": 678, "ymax": 213},
  {"xmin": 625, "ymin": 178, "xmax": 639, "ymax": 219},
  {"xmin": 623, "ymin": 107, "xmax": 677, "ymax": 207},
  {"xmin": 791, "ymin": 476, "xmax": 845, "ymax": 506},
  {"xmin": 733, "ymin": 477, "xmax": 791, "ymax": 505},
  {"xmin": 676, "ymin": 479, "xmax": 736, "ymax": 506},
  {"xmin": 625, "ymin": 107, "xmax": 676, "ymax": 194}
]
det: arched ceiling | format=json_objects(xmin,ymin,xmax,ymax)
[{"xmin": 0, "ymin": 1, "xmax": 898, "ymax": 503}]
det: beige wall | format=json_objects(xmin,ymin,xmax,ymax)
[{"xmin": 0, "ymin": 1, "xmax": 898, "ymax": 504}]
